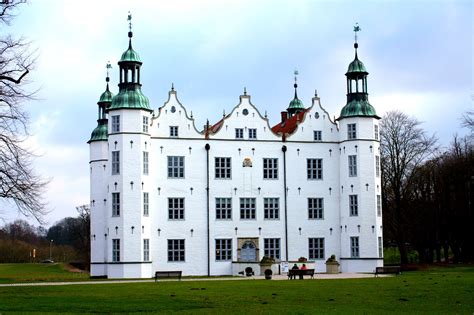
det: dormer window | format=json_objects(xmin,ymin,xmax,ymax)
[
  {"xmin": 314, "ymin": 130, "xmax": 322, "ymax": 141},
  {"xmin": 170, "ymin": 126, "xmax": 178, "ymax": 137}
]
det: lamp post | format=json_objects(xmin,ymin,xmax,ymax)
[{"xmin": 49, "ymin": 240, "xmax": 54, "ymax": 261}]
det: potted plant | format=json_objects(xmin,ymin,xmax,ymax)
[
  {"xmin": 325, "ymin": 254, "xmax": 340, "ymax": 274},
  {"xmin": 264, "ymin": 268, "xmax": 273, "ymax": 280},
  {"xmin": 244, "ymin": 266, "xmax": 254, "ymax": 277},
  {"xmin": 260, "ymin": 256, "xmax": 275, "ymax": 276}
]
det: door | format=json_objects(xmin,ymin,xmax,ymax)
[{"xmin": 241, "ymin": 241, "xmax": 257, "ymax": 261}]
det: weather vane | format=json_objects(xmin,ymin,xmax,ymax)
[
  {"xmin": 353, "ymin": 23, "xmax": 361, "ymax": 43},
  {"xmin": 106, "ymin": 61, "xmax": 112, "ymax": 78},
  {"xmin": 128, "ymin": 11, "xmax": 132, "ymax": 32},
  {"xmin": 294, "ymin": 69, "xmax": 299, "ymax": 84}
]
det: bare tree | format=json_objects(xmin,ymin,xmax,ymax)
[
  {"xmin": 0, "ymin": 0, "xmax": 48, "ymax": 223},
  {"xmin": 380, "ymin": 110, "xmax": 437, "ymax": 264}
]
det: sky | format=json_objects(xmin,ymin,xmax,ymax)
[{"xmin": 1, "ymin": 0, "xmax": 472, "ymax": 227}]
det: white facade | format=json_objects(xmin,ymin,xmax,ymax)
[{"xmin": 89, "ymin": 33, "xmax": 383, "ymax": 279}]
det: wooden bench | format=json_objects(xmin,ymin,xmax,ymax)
[
  {"xmin": 155, "ymin": 271, "xmax": 182, "ymax": 281},
  {"xmin": 374, "ymin": 266, "xmax": 401, "ymax": 277},
  {"xmin": 288, "ymin": 269, "xmax": 315, "ymax": 280}
]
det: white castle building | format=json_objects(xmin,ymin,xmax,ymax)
[{"xmin": 88, "ymin": 24, "xmax": 383, "ymax": 278}]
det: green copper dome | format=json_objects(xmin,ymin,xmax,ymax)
[
  {"xmin": 120, "ymin": 46, "xmax": 141, "ymax": 63},
  {"xmin": 288, "ymin": 97, "xmax": 304, "ymax": 110},
  {"xmin": 346, "ymin": 56, "xmax": 368, "ymax": 75},
  {"xmin": 109, "ymin": 89, "xmax": 151, "ymax": 111},
  {"xmin": 99, "ymin": 88, "xmax": 114, "ymax": 103},
  {"xmin": 339, "ymin": 99, "xmax": 378, "ymax": 119},
  {"xmin": 88, "ymin": 121, "xmax": 108, "ymax": 142}
]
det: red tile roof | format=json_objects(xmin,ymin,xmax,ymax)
[{"xmin": 271, "ymin": 109, "xmax": 308, "ymax": 136}]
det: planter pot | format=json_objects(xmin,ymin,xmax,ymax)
[
  {"xmin": 265, "ymin": 275, "xmax": 272, "ymax": 280},
  {"xmin": 260, "ymin": 264, "xmax": 272, "ymax": 276},
  {"xmin": 326, "ymin": 262, "xmax": 340, "ymax": 274}
]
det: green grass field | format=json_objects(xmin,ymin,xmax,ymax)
[
  {"xmin": 0, "ymin": 264, "xmax": 472, "ymax": 314},
  {"xmin": 0, "ymin": 263, "xmax": 89, "ymax": 283}
]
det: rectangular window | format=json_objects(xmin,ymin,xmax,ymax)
[
  {"xmin": 167, "ymin": 156, "xmax": 184, "ymax": 178},
  {"xmin": 374, "ymin": 125, "xmax": 379, "ymax": 140},
  {"xmin": 348, "ymin": 155, "xmax": 357, "ymax": 177},
  {"xmin": 143, "ymin": 116, "xmax": 149, "ymax": 133},
  {"xmin": 168, "ymin": 198, "xmax": 184, "ymax": 220},
  {"xmin": 112, "ymin": 151, "xmax": 120, "ymax": 175},
  {"xmin": 308, "ymin": 198, "xmax": 324, "ymax": 219},
  {"xmin": 215, "ymin": 239, "xmax": 232, "ymax": 261},
  {"xmin": 235, "ymin": 128, "xmax": 243, "ymax": 139},
  {"xmin": 169, "ymin": 126, "xmax": 179, "ymax": 137},
  {"xmin": 314, "ymin": 130, "xmax": 322, "ymax": 141},
  {"xmin": 375, "ymin": 156, "xmax": 380, "ymax": 177},
  {"xmin": 349, "ymin": 195, "xmax": 358, "ymax": 216},
  {"xmin": 350, "ymin": 236, "xmax": 360, "ymax": 258},
  {"xmin": 263, "ymin": 158, "xmax": 278, "ymax": 179},
  {"xmin": 378, "ymin": 237, "xmax": 383, "ymax": 258},
  {"xmin": 216, "ymin": 198, "xmax": 232, "ymax": 220},
  {"xmin": 111, "ymin": 115, "xmax": 120, "ymax": 133},
  {"xmin": 143, "ymin": 239, "xmax": 150, "ymax": 261},
  {"xmin": 307, "ymin": 158, "xmax": 323, "ymax": 179},
  {"xmin": 377, "ymin": 195, "xmax": 382, "ymax": 217},
  {"xmin": 112, "ymin": 239, "xmax": 120, "ymax": 262},
  {"xmin": 264, "ymin": 198, "xmax": 279, "ymax": 219},
  {"xmin": 143, "ymin": 151, "xmax": 149, "ymax": 175},
  {"xmin": 240, "ymin": 198, "xmax": 256, "ymax": 220},
  {"xmin": 112, "ymin": 192, "xmax": 120, "ymax": 216},
  {"xmin": 348, "ymin": 123, "xmax": 357, "ymax": 139},
  {"xmin": 215, "ymin": 157, "xmax": 231, "ymax": 179},
  {"xmin": 248, "ymin": 128, "xmax": 257, "ymax": 139},
  {"xmin": 264, "ymin": 238, "xmax": 280, "ymax": 260},
  {"xmin": 143, "ymin": 192, "xmax": 149, "ymax": 216},
  {"xmin": 168, "ymin": 239, "xmax": 185, "ymax": 262},
  {"xmin": 308, "ymin": 238, "xmax": 324, "ymax": 260}
]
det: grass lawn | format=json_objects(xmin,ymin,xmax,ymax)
[
  {"xmin": 0, "ymin": 263, "xmax": 89, "ymax": 283},
  {"xmin": 0, "ymin": 265, "xmax": 472, "ymax": 314}
]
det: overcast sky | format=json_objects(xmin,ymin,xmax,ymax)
[{"xmin": 1, "ymin": 0, "xmax": 472, "ymax": 226}]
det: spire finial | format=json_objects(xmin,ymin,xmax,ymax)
[
  {"xmin": 106, "ymin": 62, "xmax": 112, "ymax": 82},
  {"xmin": 171, "ymin": 82, "xmax": 175, "ymax": 91},
  {"xmin": 314, "ymin": 89, "xmax": 318, "ymax": 97},
  {"xmin": 293, "ymin": 69, "xmax": 299, "ymax": 98},
  {"xmin": 127, "ymin": 12, "xmax": 133, "ymax": 47},
  {"xmin": 243, "ymin": 87, "xmax": 247, "ymax": 95},
  {"xmin": 353, "ymin": 23, "xmax": 361, "ymax": 52}
]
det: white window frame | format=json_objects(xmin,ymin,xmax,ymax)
[
  {"xmin": 216, "ymin": 198, "xmax": 232, "ymax": 220},
  {"xmin": 112, "ymin": 239, "xmax": 120, "ymax": 262},
  {"xmin": 308, "ymin": 237, "xmax": 324, "ymax": 260},
  {"xmin": 374, "ymin": 125, "xmax": 379, "ymax": 140},
  {"xmin": 348, "ymin": 155, "xmax": 357, "ymax": 177},
  {"xmin": 264, "ymin": 238, "xmax": 280, "ymax": 260},
  {"xmin": 215, "ymin": 239, "xmax": 232, "ymax": 261},
  {"xmin": 112, "ymin": 151, "xmax": 120, "ymax": 175},
  {"xmin": 248, "ymin": 128, "xmax": 257, "ymax": 139},
  {"xmin": 347, "ymin": 123, "xmax": 357, "ymax": 140},
  {"xmin": 167, "ymin": 239, "xmax": 185, "ymax": 262},
  {"xmin": 378, "ymin": 237, "xmax": 383, "ymax": 258},
  {"xmin": 111, "ymin": 115, "xmax": 120, "ymax": 133},
  {"xmin": 143, "ymin": 192, "xmax": 149, "ymax": 216},
  {"xmin": 235, "ymin": 128, "xmax": 243, "ymax": 139},
  {"xmin": 143, "ymin": 116, "xmax": 149, "ymax": 133},
  {"xmin": 375, "ymin": 156, "xmax": 380, "ymax": 177},
  {"xmin": 313, "ymin": 130, "xmax": 322, "ymax": 141},
  {"xmin": 168, "ymin": 198, "xmax": 184, "ymax": 220},
  {"xmin": 143, "ymin": 151, "xmax": 149, "ymax": 175},
  {"xmin": 143, "ymin": 239, "xmax": 150, "ymax": 261},
  {"xmin": 263, "ymin": 158, "xmax": 278, "ymax": 179},
  {"xmin": 264, "ymin": 197, "xmax": 279, "ymax": 220},
  {"xmin": 351, "ymin": 236, "xmax": 360, "ymax": 258},
  {"xmin": 112, "ymin": 192, "xmax": 120, "ymax": 217},
  {"xmin": 215, "ymin": 157, "xmax": 231, "ymax": 179},
  {"xmin": 240, "ymin": 198, "xmax": 256, "ymax": 220},
  {"xmin": 307, "ymin": 158, "xmax": 323, "ymax": 180},
  {"xmin": 349, "ymin": 194, "xmax": 358, "ymax": 216},
  {"xmin": 169, "ymin": 126, "xmax": 179, "ymax": 137},
  {"xmin": 377, "ymin": 195, "xmax": 382, "ymax": 217},
  {"xmin": 167, "ymin": 156, "xmax": 184, "ymax": 178},
  {"xmin": 308, "ymin": 198, "xmax": 324, "ymax": 219}
]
